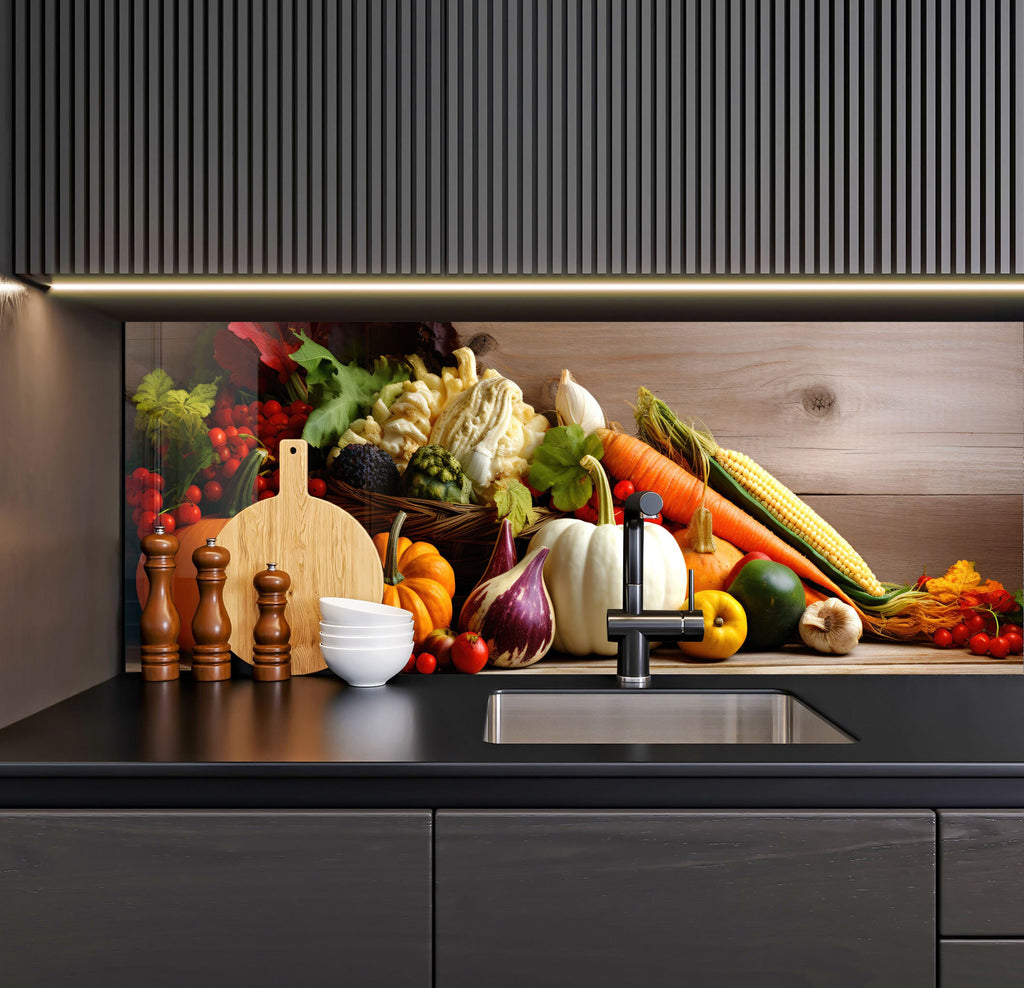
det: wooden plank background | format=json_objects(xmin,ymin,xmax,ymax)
[
  {"xmin": 126, "ymin": 320, "xmax": 1024, "ymax": 590},
  {"xmin": 465, "ymin": 321, "xmax": 1024, "ymax": 589}
]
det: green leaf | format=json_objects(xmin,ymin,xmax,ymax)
[
  {"xmin": 290, "ymin": 332, "xmax": 410, "ymax": 448},
  {"xmin": 493, "ymin": 479, "xmax": 539, "ymax": 536},
  {"xmin": 528, "ymin": 424, "xmax": 604, "ymax": 512}
]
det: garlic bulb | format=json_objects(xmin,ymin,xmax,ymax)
[
  {"xmin": 799, "ymin": 599, "xmax": 863, "ymax": 655},
  {"xmin": 555, "ymin": 369, "xmax": 606, "ymax": 435}
]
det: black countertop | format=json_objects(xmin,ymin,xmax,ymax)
[{"xmin": 0, "ymin": 672, "xmax": 1023, "ymax": 808}]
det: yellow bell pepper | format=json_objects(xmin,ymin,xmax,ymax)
[{"xmin": 678, "ymin": 590, "xmax": 747, "ymax": 661}]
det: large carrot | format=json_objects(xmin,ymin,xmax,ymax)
[{"xmin": 597, "ymin": 428, "xmax": 864, "ymax": 611}]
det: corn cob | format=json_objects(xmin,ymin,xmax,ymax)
[
  {"xmin": 712, "ymin": 447, "xmax": 886, "ymax": 596},
  {"xmin": 634, "ymin": 387, "xmax": 892, "ymax": 604}
]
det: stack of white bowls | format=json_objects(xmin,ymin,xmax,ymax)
[{"xmin": 319, "ymin": 597, "xmax": 415, "ymax": 687}]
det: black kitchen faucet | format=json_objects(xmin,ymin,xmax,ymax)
[{"xmin": 606, "ymin": 491, "xmax": 705, "ymax": 688}]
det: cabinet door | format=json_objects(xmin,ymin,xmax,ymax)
[
  {"xmin": 0, "ymin": 810, "xmax": 431, "ymax": 988},
  {"xmin": 437, "ymin": 810, "xmax": 934, "ymax": 988}
]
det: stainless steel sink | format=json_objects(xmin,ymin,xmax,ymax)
[{"xmin": 484, "ymin": 690, "xmax": 854, "ymax": 744}]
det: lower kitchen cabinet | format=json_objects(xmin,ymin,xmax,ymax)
[
  {"xmin": 0, "ymin": 810, "xmax": 432, "ymax": 988},
  {"xmin": 940, "ymin": 941, "xmax": 1024, "ymax": 987},
  {"xmin": 435, "ymin": 810, "xmax": 935, "ymax": 988}
]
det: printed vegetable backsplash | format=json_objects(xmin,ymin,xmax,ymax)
[{"xmin": 125, "ymin": 321, "xmax": 1024, "ymax": 668}]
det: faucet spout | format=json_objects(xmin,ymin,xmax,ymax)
[{"xmin": 609, "ymin": 491, "xmax": 704, "ymax": 688}]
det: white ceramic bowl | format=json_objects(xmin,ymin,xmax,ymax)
[
  {"xmin": 319, "ymin": 640, "xmax": 413, "ymax": 688},
  {"xmin": 320, "ymin": 629, "xmax": 415, "ymax": 649},
  {"xmin": 319, "ymin": 617, "xmax": 412, "ymax": 636},
  {"xmin": 320, "ymin": 597, "xmax": 413, "ymax": 626}
]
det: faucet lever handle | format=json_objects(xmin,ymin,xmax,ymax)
[{"xmin": 687, "ymin": 567, "xmax": 695, "ymax": 612}]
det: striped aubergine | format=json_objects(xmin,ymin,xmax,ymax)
[{"xmin": 459, "ymin": 546, "xmax": 556, "ymax": 668}]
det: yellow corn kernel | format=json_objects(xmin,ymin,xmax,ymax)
[{"xmin": 716, "ymin": 448, "xmax": 886, "ymax": 596}]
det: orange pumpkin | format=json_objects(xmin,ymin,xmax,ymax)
[
  {"xmin": 372, "ymin": 511, "xmax": 456, "ymax": 646},
  {"xmin": 673, "ymin": 506, "xmax": 744, "ymax": 593},
  {"xmin": 135, "ymin": 517, "xmax": 228, "ymax": 653}
]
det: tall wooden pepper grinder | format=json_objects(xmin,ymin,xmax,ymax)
[
  {"xmin": 252, "ymin": 563, "xmax": 291, "ymax": 681},
  {"xmin": 140, "ymin": 524, "xmax": 181, "ymax": 681},
  {"xmin": 191, "ymin": 538, "xmax": 232, "ymax": 681}
]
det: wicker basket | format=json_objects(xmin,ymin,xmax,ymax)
[{"xmin": 324, "ymin": 478, "xmax": 563, "ymax": 594}]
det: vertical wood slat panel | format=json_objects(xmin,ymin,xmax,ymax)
[{"xmin": 7, "ymin": 0, "xmax": 1024, "ymax": 277}]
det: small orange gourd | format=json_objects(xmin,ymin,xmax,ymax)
[
  {"xmin": 673, "ymin": 505, "xmax": 744, "ymax": 593},
  {"xmin": 373, "ymin": 511, "xmax": 456, "ymax": 646}
]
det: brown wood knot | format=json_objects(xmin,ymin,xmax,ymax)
[
  {"xmin": 465, "ymin": 332, "xmax": 498, "ymax": 355},
  {"xmin": 801, "ymin": 387, "xmax": 838, "ymax": 418}
]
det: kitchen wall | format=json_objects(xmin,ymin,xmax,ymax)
[{"xmin": 0, "ymin": 286, "xmax": 121, "ymax": 728}]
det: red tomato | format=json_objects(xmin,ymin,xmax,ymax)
[
  {"xmin": 968, "ymin": 632, "xmax": 991, "ymax": 656},
  {"xmin": 932, "ymin": 629, "xmax": 953, "ymax": 648},
  {"xmin": 963, "ymin": 613, "xmax": 987, "ymax": 635},
  {"xmin": 140, "ymin": 488, "xmax": 163, "ymax": 513},
  {"xmin": 415, "ymin": 653, "xmax": 437, "ymax": 675},
  {"xmin": 402, "ymin": 653, "xmax": 417, "ymax": 674},
  {"xmin": 987, "ymin": 636, "xmax": 1011, "ymax": 659},
  {"xmin": 203, "ymin": 480, "xmax": 224, "ymax": 503},
  {"xmin": 131, "ymin": 466, "xmax": 150, "ymax": 484},
  {"xmin": 612, "ymin": 479, "xmax": 635, "ymax": 502},
  {"xmin": 1004, "ymin": 632, "xmax": 1023, "ymax": 656},
  {"xmin": 232, "ymin": 405, "xmax": 250, "ymax": 426},
  {"xmin": 255, "ymin": 475, "xmax": 268, "ymax": 493},
  {"xmin": 145, "ymin": 472, "xmax": 165, "ymax": 491},
  {"xmin": 199, "ymin": 466, "xmax": 218, "ymax": 481},
  {"xmin": 258, "ymin": 490, "xmax": 276, "ymax": 500},
  {"xmin": 269, "ymin": 412, "xmax": 289, "ymax": 429},
  {"xmin": 185, "ymin": 484, "xmax": 202, "ymax": 505},
  {"xmin": 125, "ymin": 486, "xmax": 143, "ymax": 507},
  {"xmin": 308, "ymin": 478, "xmax": 327, "ymax": 498},
  {"xmin": 131, "ymin": 507, "xmax": 143, "ymax": 525},
  {"xmin": 222, "ymin": 458, "xmax": 241, "ymax": 479},
  {"xmin": 217, "ymin": 445, "xmax": 232, "ymax": 462},
  {"xmin": 223, "ymin": 426, "xmax": 238, "ymax": 440},
  {"xmin": 136, "ymin": 510, "xmax": 157, "ymax": 539},
  {"xmin": 950, "ymin": 623, "xmax": 971, "ymax": 645},
  {"xmin": 1000, "ymin": 624, "xmax": 1023, "ymax": 638},
  {"xmin": 176, "ymin": 502, "xmax": 202, "ymax": 527},
  {"xmin": 207, "ymin": 427, "xmax": 227, "ymax": 449},
  {"xmin": 451, "ymin": 632, "xmax": 489, "ymax": 674},
  {"xmin": 156, "ymin": 512, "xmax": 176, "ymax": 534},
  {"xmin": 262, "ymin": 399, "xmax": 282, "ymax": 417},
  {"xmin": 213, "ymin": 406, "xmax": 234, "ymax": 429}
]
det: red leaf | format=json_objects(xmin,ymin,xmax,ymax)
[{"xmin": 226, "ymin": 322, "xmax": 301, "ymax": 383}]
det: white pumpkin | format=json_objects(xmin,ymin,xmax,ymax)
[{"xmin": 527, "ymin": 457, "xmax": 688, "ymax": 656}]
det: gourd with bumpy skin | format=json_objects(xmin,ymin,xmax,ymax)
[
  {"xmin": 527, "ymin": 455, "xmax": 688, "ymax": 656},
  {"xmin": 401, "ymin": 444, "xmax": 476, "ymax": 504}
]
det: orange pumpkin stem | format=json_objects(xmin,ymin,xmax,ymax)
[
  {"xmin": 686, "ymin": 506, "xmax": 717, "ymax": 554},
  {"xmin": 383, "ymin": 510, "xmax": 408, "ymax": 587}
]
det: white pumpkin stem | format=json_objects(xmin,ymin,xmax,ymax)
[{"xmin": 579, "ymin": 454, "xmax": 615, "ymax": 526}]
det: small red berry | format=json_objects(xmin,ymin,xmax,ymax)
[
  {"xmin": 932, "ymin": 628, "xmax": 953, "ymax": 648},
  {"xmin": 415, "ymin": 653, "xmax": 437, "ymax": 675},
  {"xmin": 968, "ymin": 632, "xmax": 991, "ymax": 656}
]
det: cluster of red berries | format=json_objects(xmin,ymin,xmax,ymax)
[
  {"xmin": 125, "ymin": 468, "xmax": 180, "ymax": 540},
  {"xmin": 932, "ymin": 616, "xmax": 1023, "ymax": 659}
]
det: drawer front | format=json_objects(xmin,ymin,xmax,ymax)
[
  {"xmin": 940, "ymin": 812, "xmax": 1024, "ymax": 936},
  {"xmin": 941, "ymin": 941, "xmax": 1024, "ymax": 988}
]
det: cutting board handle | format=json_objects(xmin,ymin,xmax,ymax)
[{"xmin": 279, "ymin": 439, "xmax": 310, "ymax": 503}]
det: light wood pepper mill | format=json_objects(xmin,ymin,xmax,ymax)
[
  {"xmin": 252, "ymin": 563, "xmax": 291, "ymax": 681},
  {"xmin": 140, "ymin": 524, "xmax": 181, "ymax": 681},
  {"xmin": 191, "ymin": 537, "xmax": 232, "ymax": 681}
]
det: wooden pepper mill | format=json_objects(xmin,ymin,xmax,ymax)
[
  {"xmin": 140, "ymin": 524, "xmax": 181, "ymax": 681},
  {"xmin": 252, "ymin": 563, "xmax": 291, "ymax": 681},
  {"xmin": 191, "ymin": 537, "xmax": 232, "ymax": 682}
]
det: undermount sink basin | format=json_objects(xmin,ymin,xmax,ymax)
[{"xmin": 484, "ymin": 690, "xmax": 854, "ymax": 745}]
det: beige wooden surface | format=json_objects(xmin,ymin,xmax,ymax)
[{"xmin": 488, "ymin": 642, "xmax": 1022, "ymax": 675}]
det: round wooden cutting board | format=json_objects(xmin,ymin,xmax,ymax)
[{"xmin": 216, "ymin": 440, "xmax": 384, "ymax": 674}]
